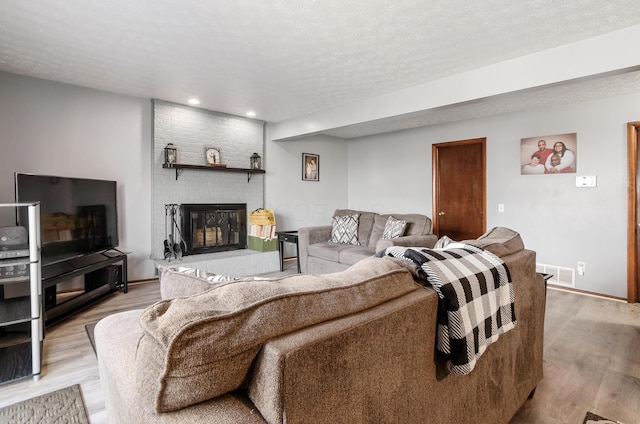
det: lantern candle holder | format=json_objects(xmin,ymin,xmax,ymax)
[
  {"xmin": 164, "ymin": 143, "xmax": 177, "ymax": 167},
  {"xmin": 250, "ymin": 153, "xmax": 262, "ymax": 170}
]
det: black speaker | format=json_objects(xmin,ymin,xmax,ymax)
[
  {"xmin": 85, "ymin": 265, "xmax": 122, "ymax": 291},
  {"xmin": 44, "ymin": 286, "xmax": 57, "ymax": 309}
]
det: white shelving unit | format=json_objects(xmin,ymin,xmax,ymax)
[{"xmin": 0, "ymin": 202, "xmax": 42, "ymax": 383}]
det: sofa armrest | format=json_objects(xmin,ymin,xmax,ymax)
[
  {"xmin": 375, "ymin": 234, "xmax": 438, "ymax": 252},
  {"xmin": 95, "ymin": 311, "xmax": 266, "ymax": 424},
  {"xmin": 298, "ymin": 225, "xmax": 332, "ymax": 273}
]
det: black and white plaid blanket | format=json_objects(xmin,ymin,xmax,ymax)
[{"xmin": 382, "ymin": 243, "xmax": 517, "ymax": 375}]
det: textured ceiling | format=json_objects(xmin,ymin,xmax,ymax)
[
  {"xmin": 323, "ymin": 69, "xmax": 640, "ymax": 138},
  {"xmin": 1, "ymin": 0, "xmax": 640, "ymax": 138}
]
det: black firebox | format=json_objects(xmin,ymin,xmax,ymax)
[{"xmin": 180, "ymin": 203, "xmax": 247, "ymax": 256}]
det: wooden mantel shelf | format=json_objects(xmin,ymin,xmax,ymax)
[{"xmin": 163, "ymin": 163, "xmax": 265, "ymax": 182}]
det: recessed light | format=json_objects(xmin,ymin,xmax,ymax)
[
  {"xmin": 246, "ymin": 111, "xmax": 256, "ymax": 117},
  {"xmin": 188, "ymin": 98, "xmax": 200, "ymax": 105}
]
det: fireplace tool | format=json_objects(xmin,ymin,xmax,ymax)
[
  {"xmin": 169, "ymin": 204, "xmax": 184, "ymax": 259},
  {"xmin": 165, "ymin": 204, "xmax": 187, "ymax": 260},
  {"xmin": 164, "ymin": 205, "xmax": 172, "ymax": 259},
  {"xmin": 176, "ymin": 206, "xmax": 187, "ymax": 255}
]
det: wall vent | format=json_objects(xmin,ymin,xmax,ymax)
[{"xmin": 536, "ymin": 263, "xmax": 575, "ymax": 288}]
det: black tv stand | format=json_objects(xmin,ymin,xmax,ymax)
[{"xmin": 42, "ymin": 249, "xmax": 128, "ymax": 326}]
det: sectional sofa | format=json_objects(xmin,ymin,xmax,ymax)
[{"xmin": 94, "ymin": 227, "xmax": 545, "ymax": 423}]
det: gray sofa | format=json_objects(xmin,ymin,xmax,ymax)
[
  {"xmin": 94, "ymin": 227, "xmax": 545, "ymax": 424},
  {"xmin": 299, "ymin": 209, "xmax": 438, "ymax": 274}
]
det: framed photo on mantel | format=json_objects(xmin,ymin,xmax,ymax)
[
  {"xmin": 205, "ymin": 147, "xmax": 222, "ymax": 166},
  {"xmin": 302, "ymin": 153, "xmax": 319, "ymax": 181}
]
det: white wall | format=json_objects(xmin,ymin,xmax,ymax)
[
  {"xmin": 264, "ymin": 132, "xmax": 348, "ymax": 255},
  {"xmin": 346, "ymin": 93, "xmax": 638, "ymax": 298},
  {"xmin": 3, "ymin": 70, "xmax": 636, "ymax": 297},
  {"xmin": 0, "ymin": 72, "xmax": 153, "ymax": 280}
]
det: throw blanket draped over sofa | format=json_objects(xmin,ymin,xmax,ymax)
[
  {"xmin": 380, "ymin": 243, "xmax": 517, "ymax": 375},
  {"xmin": 95, "ymin": 227, "xmax": 545, "ymax": 424}
]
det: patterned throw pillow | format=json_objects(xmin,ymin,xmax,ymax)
[
  {"xmin": 168, "ymin": 267, "xmax": 269, "ymax": 283},
  {"xmin": 382, "ymin": 216, "xmax": 407, "ymax": 239},
  {"xmin": 158, "ymin": 266, "xmax": 237, "ymax": 300},
  {"xmin": 329, "ymin": 214, "xmax": 360, "ymax": 245},
  {"xmin": 434, "ymin": 235, "xmax": 455, "ymax": 249},
  {"xmin": 170, "ymin": 266, "xmax": 236, "ymax": 283}
]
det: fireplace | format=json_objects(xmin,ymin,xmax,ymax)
[{"xmin": 181, "ymin": 203, "xmax": 247, "ymax": 256}]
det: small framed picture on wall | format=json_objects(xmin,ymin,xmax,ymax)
[{"xmin": 302, "ymin": 153, "xmax": 319, "ymax": 181}]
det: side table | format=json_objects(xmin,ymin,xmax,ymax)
[{"xmin": 277, "ymin": 230, "xmax": 301, "ymax": 273}]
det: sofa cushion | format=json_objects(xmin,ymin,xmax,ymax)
[
  {"xmin": 338, "ymin": 246, "xmax": 377, "ymax": 266},
  {"xmin": 464, "ymin": 227, "xmax": 524, "ymax": 257},
  {"xmin": 382, "ymin": 216, "xmax": 407, "ymax": 239},
  {"xmin": 135, "ymin": 256, "xmax": 419, "ymax": 413},
  {"xmin": 308, "ymin": 241, "xmax": 353, "ymax": 262},
  {"xmin": 329, "ymin": 214, "xmax": 361, "ymax": 245}
]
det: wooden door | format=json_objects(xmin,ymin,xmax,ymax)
[
  {"xmin": 627, "ymin": 122, "xmax": 640, "ymax": 303},
  {"xmin": 432, "ymin": 138, "xmax": 486, "ymax": 240}
]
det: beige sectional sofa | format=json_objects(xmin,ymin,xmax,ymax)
[
  {"xmin": 298, "ymin": 209, "xmax": 438, "ymax": 274},
  {"xmin": 95, "ymin": 227, "xmax": 545, "ymax": 424}
]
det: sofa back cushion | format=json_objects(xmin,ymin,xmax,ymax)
[
  {"xmin": 135, "ymin": 256, "xmax": 418, "ymax": 413},
  {"xmin": 333, "ymin": 209, "xmax": 376, "ymax": 245},
  {"xmin": 368, "ymin": 214, "xmax": 432, "ymax": 247}
]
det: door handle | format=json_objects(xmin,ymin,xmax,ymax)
[{"xmin": 438, "ymin": 211, "xmax": 445, "ymax": 216}]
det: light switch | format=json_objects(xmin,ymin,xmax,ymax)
[
  {"xmin": 576, "ymin": 176, "xmax": 597, "ymax": 187},
  {"xmin": 498, "ymin": 204, "xmax": 505, "ymax": 213}
]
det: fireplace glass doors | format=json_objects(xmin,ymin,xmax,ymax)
[{"xmin": 181, "ymin": 204, "xmax": 247, "ymax": 255}]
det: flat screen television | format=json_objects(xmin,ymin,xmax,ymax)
[{"xmin": 14, "ymin": 173, "xmax": 119, "ymax": 266}]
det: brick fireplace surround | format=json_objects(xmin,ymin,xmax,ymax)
[{"xmin": 152, "ymin": 101, "xmax": 278, "ymax": 277}]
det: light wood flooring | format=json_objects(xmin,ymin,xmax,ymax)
[
  {"xmin": 1, "ymin": 266, "xmax": 639, "ymax": 423},
  {"xmin": 511, "ymin": 287, "xmax": 640, "ymax": 424}
]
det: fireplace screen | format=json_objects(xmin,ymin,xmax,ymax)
[{"xmin": 181, "ymin": 204, "xmax": 247, "ymax": 255}]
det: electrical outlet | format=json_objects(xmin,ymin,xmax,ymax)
[{"xmin": 577, "ymin": 261, "xmax": 585, "ymax": 276}]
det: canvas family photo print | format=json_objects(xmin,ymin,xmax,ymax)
[{"xmin": 520, "ymin": 133, "xmax": 577, "ymax": 175}]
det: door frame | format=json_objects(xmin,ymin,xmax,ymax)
[
  {"xmin": 627, "ymin": 121, "xmax": 640, "ymax": 303},
  {"xmin": 432, "ymin": 138, "xmax": 486, "ymax": 237}
]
